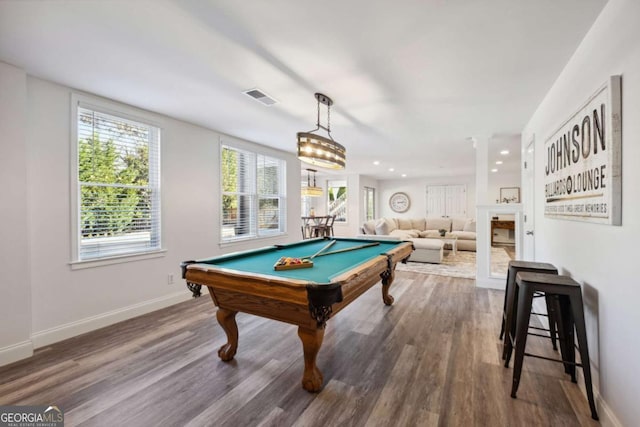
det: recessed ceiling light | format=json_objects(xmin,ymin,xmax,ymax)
[
  {"xmin": 491, "ymin": 168, "xmax": 498, "ymax": 173},
  {"xmin": 500, "ymin": 150, "xmax": 509, "ymax": 155},
  {"xmin": 495, "ymin": 160, "xmax": 503, "ymax": 165},
  {"xmin": 401, "ymin": 174, "xmax": 407, "ymax": 177},
  {"xmin": 388, "ymin": 168, "xmax": 395, "ymax": 172},
  {"xmin": 373, "ymin": 161, "xmax": 380, "ymax": 165}
]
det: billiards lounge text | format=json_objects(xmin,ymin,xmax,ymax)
[{"xmin": 543, "ymin": 76, "xmax": 621, "ymax": 225}]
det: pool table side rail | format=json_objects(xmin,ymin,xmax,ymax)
[{"xmin": 186, "ymin": 268, "xmax": 317, "ymax": 328}]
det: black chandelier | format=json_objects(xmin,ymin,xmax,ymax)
[{"xmin": 297, "ymin": 93, "xmax": 346, "ymax": 169}]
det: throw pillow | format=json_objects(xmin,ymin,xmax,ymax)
[
  {"xmin": 451, "ymin": 217, "xmax": 467, "ymax": 231},
  {"xmin": 463, "ymin": 219, "xmax": 476, "ymax": 232},
  {"xmin": 362, "ymin": 220, "xmax": 376, "ymax": 235},
  {"xmin": 375, "ymin": 217, "xmax": 397, "ymax": 235}
]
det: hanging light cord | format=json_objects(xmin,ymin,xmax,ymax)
[{"xmin": 310, "ymin": 96, "xmax": 334, "ymax": 141}]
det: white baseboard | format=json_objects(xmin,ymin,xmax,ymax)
[
  {"xmin": 572, "ymin": 368, "xmax": 622, "ymax": 427},
  {"xmin": 532, "ymin": 301, "xmax": 621, "ymax": 426},
  {"xmin": 596, "ymin": 387, "xmax": 623, "ymax": 427},
  {"xmin": 31, "ymin": 290, "xmax": 192, "ymax": 349},
  {"xmin": 0, "ymin": 340, "xmax": 34, "ymax": 367}
]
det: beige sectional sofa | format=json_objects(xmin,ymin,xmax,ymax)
[{"xmin": 361, "ymin": 217, "xmax": 477, "ymax": 252}]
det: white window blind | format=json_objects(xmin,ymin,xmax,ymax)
[
  {"xmin": 76, "ymin": 106, "xmax": 161, "ymax": 260},
  {"xmin": 221, "ymin": 145, "xmax": 286, "ymax": 241}
]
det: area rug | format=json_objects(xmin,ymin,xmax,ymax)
[{"xmin": 395, "ymin": 247, "xmax": 511, "ymax": 279}]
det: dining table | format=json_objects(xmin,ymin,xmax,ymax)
[{"xmin": 301, "ymin": 216, "xmax": 330, "ymax": 239}]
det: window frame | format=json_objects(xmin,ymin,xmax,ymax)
[
  {"xmin": 70, "ymin": 94, "xmax": 164, "ymax": 268},
  {"xmin": 220, "ymin": 142, "xmax": 287, "ymax": 243},
  {"xmin": 364, "ymin": 186, "xmax": 376, "ymax": 221}
]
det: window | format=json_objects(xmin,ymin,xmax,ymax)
[
  {"xmin": 221, "ymin": 145, "xmax": 286, "ymax": 241},
  {"xmin": 364, "ymin": 187, "xmax": 376, "ymax": 221},
  {"xmin": 74, "ymin": 103, "xmax": 161, "ymax": 261},
  {"xmin": 327, "ymin": 180, "xmax": 347, "ymax": 222}
]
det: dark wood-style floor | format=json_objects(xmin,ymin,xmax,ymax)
[
  {"xmin": 493, "ymin": 243, "xmax": 516, "ymax": 259},
  {"xmin": 0, "ymin": 272, "xmax": 599, "ymax": 427}
]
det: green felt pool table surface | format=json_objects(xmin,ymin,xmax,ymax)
[{"xmin": 193, "ymin": 237, "xmax": 405, "ymax": 284}]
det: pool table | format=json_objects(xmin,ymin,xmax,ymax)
[{"xmin": 180, "ymin": 237, "xmax": 413, "ymax": 392}]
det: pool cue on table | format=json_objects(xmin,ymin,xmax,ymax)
[
  {"xmin": 314, "ymin": 241, "xmax": 380, "ymax": 257},
  {"xmin": 306, "ymin": 239, "xmax": 336, "ymax": 260}
]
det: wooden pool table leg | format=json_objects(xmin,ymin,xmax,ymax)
[
  {"xmin": 381, "ymin": 267, "xmax": 395, "ymax": 305},
  {"xmin": 216, "ymin": 308, "xmax": 238, "ymax": 361},
  {"xmin": 297, "ymin": 326, "xmax": 325, "ymax": 392}
]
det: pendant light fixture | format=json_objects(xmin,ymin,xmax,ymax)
[
  {"xmin": 297, "ymin": 93, "xmax": 346, "ymax": 169},
  {"xmin": 301, "ymin": 168, "xmax": 323, "ymax": 197}
]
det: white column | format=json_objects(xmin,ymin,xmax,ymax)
[
  {"xmin": 474, "ymin": 136, "xmax": 491, "ymax": 286},
  {"xmin": 475, "ymin": 136, "xmax": 489, "ymax": 205},
  {"xmin": 0, "ymin": 62, "xmax": 33, "ymax": 365}
]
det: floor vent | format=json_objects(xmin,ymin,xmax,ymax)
[{"xmin": 243, "ymin": 88, "xmax": 278, "ymax": 106}]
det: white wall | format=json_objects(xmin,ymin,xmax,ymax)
[
  {"xmin": 523, "ymin": 1, "xmax": 640, "ymax": 424},
  {"xmin": 0, "ymin": 62, "xmax": 32, "ymax": 364},
  {"xmin": 379, "ymin": 175, "xmax": 476, "ymax": 220},
  {"xmin": 0, "ymin": 71, "xmax": 301, "ymax": 361},
  {"xmin": 488, "ymin": 171, "xmax": 521, "ymax": 204}
]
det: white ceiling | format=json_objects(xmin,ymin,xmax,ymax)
[{"xmin": 0, "ymin": 0, "xmax": 606, "ymax": 180}]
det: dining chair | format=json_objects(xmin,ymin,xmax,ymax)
[
  {"xmin": 311, "ymin": 216, "xmax": 329, "ymax": 237},
  {"xmin": 324, "ymin": 215, "xmax": 336, "ymax": 237}
]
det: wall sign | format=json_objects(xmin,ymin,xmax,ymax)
[{"xmin": 544, "ymin": 75, "xmax": 621, "ymax": 225}]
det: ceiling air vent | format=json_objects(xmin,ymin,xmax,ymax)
[{"xmin": 243, "ymin": 88, "xmax": 278, "ymax": 106}]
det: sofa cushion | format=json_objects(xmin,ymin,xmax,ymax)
[
  {"xmin": 375, "ymin": 217, "xmax": 397, "ymax": 235},
  {"xmin": 450, "ymin": 230, "xmax": 476, "ymax": 240},
  {"xmin": 362, "ymin": 219, "xmax": 377, "ymax": 235},
  {"xmin": 410, "ymin": 218, "xmax": 426, "ymax": 231},
  {"xmin": 419, "ymin": 230, "xmax": 443, "ymax": 238},
  {"xmin": 389, "ymin": 229, "xmax": 419, "ymax": 239},
  {"xmin": 456, "ymin": 239, "xmax": 476, "ymax": 252},
  {"xmin": 426, "ymin": 218, "xmax": 452, "ymax": 232},
  {"xmin": 396, "ymin": 218, "xmax": 413, "ymax": 230},
  {"xmin": 409, "ymin": 238, "xmax": 444, "ymax": 250},
  {"xmin": 463, "ymin": 219, "xmax": 476, "ymax": 232},
  {"xmin": 451, "ymin": 217, "xmax": 467, "ymax": 231}
]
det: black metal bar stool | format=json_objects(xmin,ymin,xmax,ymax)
[
  {"xmin": 500, "ymin": 261, "xmax": 559, "ymax": 362},
  {"xmin": 509, "ymin": 272, "xmax": 598, "ymax": 420}
]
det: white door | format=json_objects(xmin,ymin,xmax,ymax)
[
  {"xmin": 523, "ymin": 137, "xmax": 535, "ymax": 260},
  {"xmin": 446, "ymin": 185, "xmax": 467, "ymax": 217},
  {"xmin": 426, "ymin": 185, "xmax": 466, "ymax": 218},
  {"xmin": 426, "ymin": 185, "xmax": 447, "ymax": 217}
]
